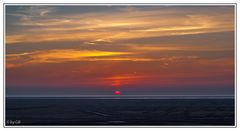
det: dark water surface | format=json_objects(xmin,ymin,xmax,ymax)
[{"xmin": 6, "ymin": 98, "xmax": 235, "ymax": 126}]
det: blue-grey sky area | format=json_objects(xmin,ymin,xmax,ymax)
[{"xmin": 6, "ymin": 5, "xmax": 235, "ymax": 96}]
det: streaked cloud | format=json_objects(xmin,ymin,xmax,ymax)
[
  {"xmin": 6, "ymin": 6, "xmax": 234, "ymax": 44},
  {"xmin": 6, "ymin": 49, "xmax": 134, "ymax": 68}
]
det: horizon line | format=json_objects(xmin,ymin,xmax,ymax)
[{"xmin": 6, "ymin": 95, "xmax": 235, "ymax": 97}]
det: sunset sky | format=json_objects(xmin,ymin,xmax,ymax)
[{"xmin": 5, "ymin": 5, "xmax": 235, "ymax": 96}]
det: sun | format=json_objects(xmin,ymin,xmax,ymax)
[{"xmin": 114, "ymin": 90, "xmax": 121, "ymax": 95}]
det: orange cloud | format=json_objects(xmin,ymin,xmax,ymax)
[
  {"xmin": 6, "ymin": 49, "xmax": 133, "ymax": 68},
  {"xmin": 103, "ymin": 74, "xmax": 147, "ymax": 87},
  {"xmin": 6, "ymin": 7, "xmax": 234, "ymax": 44}
]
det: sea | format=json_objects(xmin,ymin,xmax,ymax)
[{"xmin": 5, "ymin": 95, "xmax": 235, "ymax": 126}]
